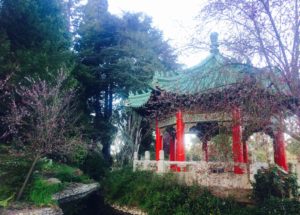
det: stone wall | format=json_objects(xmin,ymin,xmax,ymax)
[{"xmin": 1, "ymin": 207, "xmax": 63, "ymax": 215}]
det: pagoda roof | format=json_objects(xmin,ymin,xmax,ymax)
[
  {"xmin": 153, "ymin": 53, "xmax": 255, "ymax": 95},
  {"xmin": 127, "ymin": 32, "xmax": 289, "ymax": 109}
]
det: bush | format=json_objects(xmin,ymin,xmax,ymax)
[
  {"xmin": 80, "ymin": 152, "xmax": 108, "ymax": 181},
  {"xmin": 253, "ymin": 165, "xmax": 299, "ymax": 202},
  {"xmin": 104, "ymin": 169, "xmax": 300, "ymax": 215},
  {"xmin": 0, "ymin": 154, "xmax": 36, "ymax": 200},
  {"xmin": 257, "ymin": 197, "xmax": 300, "ymax": 215},
  {"xmin": 66, "ymin": 140, "xmax": 88, "ymax": 166},
  {"xmin": 41, "ymin": 161, "xmax": 92, "ymax": 183},
  {"xmin": 104, "ymin": 169, "xmax": 252, "ymax": 215}
]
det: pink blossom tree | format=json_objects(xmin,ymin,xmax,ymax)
[{"xmin": 2, "ymin": 71, "xmax": 81, "ymax": 200}]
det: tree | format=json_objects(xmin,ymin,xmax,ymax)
[
  {"xmin": 0, "ymin": 0, "xmax": 72, "ymax": 81},
  {"xmin": 3, "ymin": 71, "xmax": 80, "ymax": 200},
  {"xmin": 194, "ymin": 0, "xmax": 300, "ymax": 138},
  {"xmin": 0, "ymin": 0, "xmax": 75, "ymax": 144},
  {"xmin": 0, "ymin": 74, "xmax": 11, "ymax": 139},
  {"xmin": 75, "ymin": 0, "xmax": 178, "ymax": 161},
  {"xmin": 113, "ymin": 109, "xmax": 153, "ymax": 166}
]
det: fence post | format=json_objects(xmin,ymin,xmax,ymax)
[
  {"xmin": 133, "ymin": 152, "xmax": 138, "ymax": 172},
  {"xmin": 144, "ymin": 151, "xmax": 150, "ymax": 170},
  {"xmin": 157, "ymin": 150, "xmax": 165, "ymax": 173}
]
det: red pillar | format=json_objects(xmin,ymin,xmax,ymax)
[
  {"xmin": 243, "ymin": 142, "xmax": 248, "ymax": 163},
  {"xmin": 155, "ymin": 120, "xmax": 162, "ymax": 161},
  {"xmin": 232, "ymin": 107, "xmax": 244, "ymax": 174},
  {"xmin": 202, "ymin": 139, "xmax": 208, "ymax": 162},
  {"xmin": 274, "ymin": 129, "xmax": 288, "ymax": 171},
  {"xmin": 176, "ymin": 110, "xmax": 185, "ymax": 162}
]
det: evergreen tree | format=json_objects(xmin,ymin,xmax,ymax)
[
  {"xmin": 75, "ymin": 0, "xmax": 178, "ymax": 161},
  {"xmin": 0, "ymin": 0, "xmax": 74, "ymax": 143},
  {"xmin": 0, "ymin": 0, "xmax": 72, "ymax": 81}
]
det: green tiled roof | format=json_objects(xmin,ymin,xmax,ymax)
[
  {"xmin": 127, "ymin": 32, "xmax": 286, "ymax": 108},
  {"xmin": 152, "ymin": 53, "xmax": 256, "ymax": 94},
  {"xmin": 126, "ymin": 89, "xmax": 152, "ymax": 108}
]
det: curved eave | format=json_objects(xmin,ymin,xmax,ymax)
[{"xmin": 126, "ymin": 90, "xmax": 152, "ymax": 108}]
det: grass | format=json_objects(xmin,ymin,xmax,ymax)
[
  {"xmin": 28, "ymin": 178, "xmax": 64, "ymax": 206},
  {"xmin": 41, "ymin": 161, "xmax": 92, "ymax": 183},
  {"xmin": 25, "ymin": 160, "xmax": 93, "ymax": 205},
  {"xmin": 104, "ymin": 168, "xmax": 300, "ymax": 215},
  {"xmin": 0, "ymin": 151, "xmax": 93, "ymax": 206}
]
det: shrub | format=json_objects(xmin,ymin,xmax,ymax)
[
  {"xmin": 41, "ymin": 161, "xmax": 92, "ymax": 183},
  {"xmin": 80, "ymin": 152, "xmax": 109, "ymax": 181},
  {"xmin": 0, "ymin": 154, "xmax": 35, "ymax": 200},
  {"xmin": 257, "ymin": 197, "xmax": 300, "ymax": 215},
  {"xmin": 104, "ymin": 169, "xmax": 252, "ymax": 215},
  {"xmin": 253, "ymin": 165, "xmax": 298, "ymax": 202},
  {"xmin": 66, "ymin": 140, "xmax": 88, "ymax": 166}
]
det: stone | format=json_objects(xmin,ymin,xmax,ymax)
[
  {"xmin": 1, "ymin": 207, "xmax": 63, "ymax": 215},
  {"xmin": 74, "ymin": 169, "xmax": 83, "ymax": 176},
  {"xmin": 46, "ymin": 178, "xmax": 61, "ymax": 185},
  {"xmin": 111, "ymin": 204, "xmax": 147, "ymax": 215},
  {"xmin": 52, "ymin": 182, "xmax": 100, "ymax": 203}
]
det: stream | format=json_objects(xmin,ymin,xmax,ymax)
[{"xmin": 60, "ymin": 191, "xmax": 130, "ymax": 215}]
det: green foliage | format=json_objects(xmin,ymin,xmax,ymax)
[
  {"xmin": 74, "ymin": 0, "xmax": 179, "ymax": 160},
  {"xmin": 80, "ymin": 152, "xmax": 109, "ymax": 181},
  {"xmin": 253, "ymin": 166, "xmax": 299, "ymax": 202},
  {"xmin": 104, "ymin": 169, "xmax": 253, "ymax": 215},
  {"xmin": 41, "ymin": 161, "xmax": 92, "ymax": 183},
  {"xmin": 0, "ymin": 154, "xmax": 33, "ymax": 200},
  {"xmin": 256, "ymin": 197, "xmax": 300, "ymax": 215},
  {"xmin": 0, "ymin": 0, "xmax": 73, "ymax": 81},
  {"xmin": 211, "ymin": 133, "xmax": 232, "ymax": 162},
  {"xmin": 0, "ymin": 194, "xmax": 14, "ymax": 208},
  {"xmin": 29, "ymin": 178, "xmax": 63, "ymax": 206},
  {"xmin": 66, "ymin": 141, "xmax": 88, "ymax": 166},
  {"xmin": 105, "ymin": 169, "xmax": 300, "ymax": 214},
  {"xmin": 287, "ymin": 139, "xmax": 300, "ymax": 158}
]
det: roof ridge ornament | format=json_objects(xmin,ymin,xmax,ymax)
[{"xmin": 210, "ymin": 32, "xmax": 219, "ymax": 54}]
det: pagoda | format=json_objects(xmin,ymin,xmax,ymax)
[{"xmin": 128, "ymin": 32, "xmax": 291, "ymax": 174}]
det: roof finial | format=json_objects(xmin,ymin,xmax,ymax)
[{"xmin": 210, "ymin": 32, "xmax": 219, "ymax": 54}]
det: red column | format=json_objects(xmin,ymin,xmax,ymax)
[
  {"xmin": 155, "ymin": 120, "xmax": 162, "ymax": 161},
  {"xmin": 202, "ymin": 139, "xmax": 208, "ymax": 162},
  {"xmin": 176, "ymin": 110, "xmax": 185, "ymax": 162},
  {"xmin": 274, "ymin": 129, "xmax": 288, "ymax": 171},
  {"xmin": 243, "ymin": 142, "xmax": 248, "ymax": 163},
  {"xmin": 232, "ymin": 107, "xmax": 244, "ymax": 174}
]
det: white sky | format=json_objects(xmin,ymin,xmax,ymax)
[{"xmin": 108, "ymin": 0, "xmax": 207, "ymax": 67}]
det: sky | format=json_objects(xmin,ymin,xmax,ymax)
[{"xmin": 108, "ymin": 0, "xmax": 207, "ymax": 67}]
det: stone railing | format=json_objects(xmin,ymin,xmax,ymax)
[{"xmin": 133, "ymin": 150, "xmax": 271, "ymax": 189}]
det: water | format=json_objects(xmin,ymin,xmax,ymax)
[{"xmin": 60, "ymin": 191, "xmax": 130, "ymax": 215}]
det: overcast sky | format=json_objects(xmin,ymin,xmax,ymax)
[{"xmin": 108, "ymin": 0, "xmax": 208, "ymax": 67}]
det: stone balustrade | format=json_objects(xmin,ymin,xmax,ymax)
[{"xmin": 133, "ymin": 150, "xmax": 276, "ymax": 189}]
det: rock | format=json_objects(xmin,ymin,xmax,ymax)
[
  {"xmin": 74, "ymin": 169, "xmax": 83, "ymax": 176},
  {"xmin": 52, "ymin": 182, "xmax": 100, "ymax": 203},
  {"xmin": 1, "ymin": 206, "xmax": 63, "ymax": 215},
  {"xmin": 46, "ymin": 178, "xmax": 61, "ymax": 185},
  {"xmin": 111, "ymin": 204, "xmax": 147, "ymax": 215}
]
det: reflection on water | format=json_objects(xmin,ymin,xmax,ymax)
[{"xmin": 60, "ymin": 191, "xmax": 130, "ymax": 215}]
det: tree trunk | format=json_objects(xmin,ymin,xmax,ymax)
[{"xmin": 16, "ymin": 154, "xmax": 40, "ymax": 201}]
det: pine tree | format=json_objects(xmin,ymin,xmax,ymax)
[
  {"xmin": 75, "ymin": 0, "xmax": 179, "ymax": 161},
  {"xmin": 0, "ymin": 0, "xmax": 72, "ymax": 81}
]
